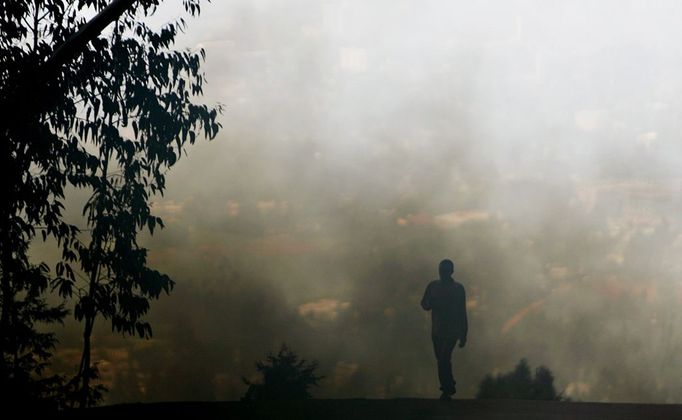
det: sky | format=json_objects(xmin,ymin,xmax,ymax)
[{"xmin": 32, "ymin": 0, "xmax": 682, "ymax": 404}]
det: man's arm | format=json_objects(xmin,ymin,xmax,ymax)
[
  {"xmin": 420, "ymin": 283, "xmax": 432, "ymax": 311},
  {"xmin": 459, "ymin": 285, "xmax": 468, "ymax": 347}
]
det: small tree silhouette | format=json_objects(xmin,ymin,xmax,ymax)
[
  {"xmin": 477, "ymin": 358, "xmax": 567, "ymax": 401},
  {"xmin": 242, "ymin": 344, "xmax": 324, "ymax": 401}
]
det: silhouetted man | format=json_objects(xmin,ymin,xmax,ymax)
[{"xmin": 421, "ymin": 259, "xmax": 468, "ymax": 400}]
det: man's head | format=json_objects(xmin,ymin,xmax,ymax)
[{"xmin": 438, "ymin": 259, "xmax": 454, "ymax": 278}]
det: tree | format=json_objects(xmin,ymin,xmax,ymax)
[
  {"xmin": 476, "ymin": 358, "xmax": 567, "ymax": 401},
  {"xmin": 1, "ymin": 0, "xmax": 221, "ymax": 407},
  {"xmin": 0, "ymin": 260, "xmax": 68, "ymax": 409},
  {"xmin": 242, "ymin": 344, "xmax": 325, "ymax": 401},
  {"xmin": 1, "ymin": 0, "xmax": 99, "ymax": 407}
]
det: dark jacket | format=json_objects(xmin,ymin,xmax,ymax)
[{"xmin": 421, "ymin": 278, "xmax": 468, "ymax": 339}]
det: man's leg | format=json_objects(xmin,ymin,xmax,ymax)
[
  {"xmin": 443, "ymin": 336, "xmax": 457, "ymax": 394},
  {"xmin": 432, "ymin": 336, "xmax": 457, "ymax": 396}
]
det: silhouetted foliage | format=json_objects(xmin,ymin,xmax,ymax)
[
  {"xmin": 242, "ymin": 344, "xmax": 324, "ymax": 401},
  {"xmin": 476, "ymin": 359, "xmax": 567, "ymax": 401},
  {"xmin": 1, "ymin": 0, "xmax": 220, "ymax": 408},
  {"xmin": 0, "ymin": 261, "xmax": 68, "ymax": 410}
]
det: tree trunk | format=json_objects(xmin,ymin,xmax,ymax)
[
  {"xmin": 0, "ymin": 224, "xmax": 15, "ymax": 377},
  {"xmin": 77, "ymin": 314, "xmax": 95, "ymax": 408},
  {"xmin": 0, "ymin": 269, "xmax": 12, "ymax": 377}
]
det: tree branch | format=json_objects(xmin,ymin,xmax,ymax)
[{"xmin": 1, "ymin": 0, "xmax": 140, "ymax": 128}]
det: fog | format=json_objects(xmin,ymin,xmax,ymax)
[{"xmin": 37, "ymin": 0, "xmax": 682, "ymax": 403}]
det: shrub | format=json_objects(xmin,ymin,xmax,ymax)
[
  {"xmin": 242, "ymin": 344, "xmax": 324, "ymax": 401},
  {"xmin": 477, "ymin": 358, "xmax": 567, "ymax": 401}
]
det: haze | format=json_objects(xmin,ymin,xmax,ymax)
[{"xmin": 32, "ymin": 0, "xmax": 682, "ymax": 404}]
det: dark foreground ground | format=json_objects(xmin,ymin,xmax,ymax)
[{"xmin": 56, "ymin": 398, "xmax": 682, "ymax": 420}]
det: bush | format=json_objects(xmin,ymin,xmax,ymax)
[
  {"xmin": 242, "ymin": 344, "xmax": 324, "ymax": 401},
  {"xmin": 476, "ymin": 359, "xmax": 567, "ymax": 401}
]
